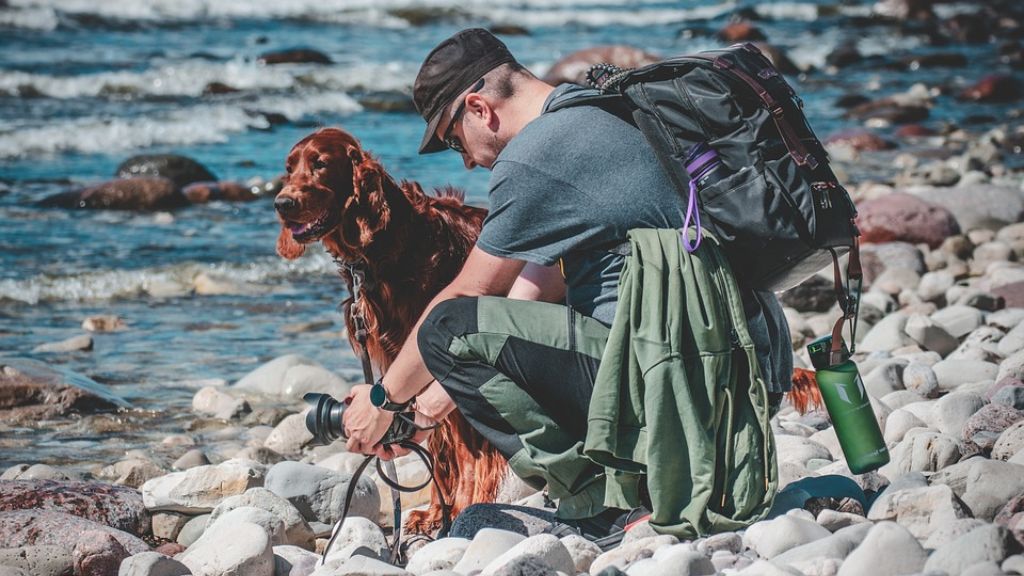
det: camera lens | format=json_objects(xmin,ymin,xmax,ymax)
[{"xmin": 303, "ymin": 392, "xmax": 346, "ymax": 445}]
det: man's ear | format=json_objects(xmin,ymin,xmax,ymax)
[
  {"xmin": 276, "ymin": 226, "xmax": 306, "ymax": 259},
  {"xmin": 466, "ymin": 92, "xmax": 498, "ymax": 132}
]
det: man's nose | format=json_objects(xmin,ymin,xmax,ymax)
[{"xmin": 274, "ymin": 195, "xmax": 298, "ymax": 215}]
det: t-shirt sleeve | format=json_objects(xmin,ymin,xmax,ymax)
[{"xmin": 476, "ymin": 159, "xmax": 596, "ymax": 266}]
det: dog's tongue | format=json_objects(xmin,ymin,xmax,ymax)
[{"xmin": 288, "ymin": 222, "xmax": 310, "ymax": 234}]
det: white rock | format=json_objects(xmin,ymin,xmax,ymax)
[
  {"xmin": 32, "ymin": 334, "xmax": 93, "ymax": 353},
  {"xmin": 735, "ymin": 559, "xmax": 806, "ymax": 575},
  {"xmin": 178, "ymin": 520, "xmax": 274, "ymax": 576},
  {"xmin": 152, "ymin": 512, "xmax": 190, "ymax": 541},
  {"xmin": 883, "ymin": 429, "xmax": 961, "ymax": 476},
  {"xmin": 481, "ymin": 534, "xmax": 574, "ymax": 576},
  {"xmin": 924, "ymin": 518, "xmax": 988, "ymax": 549},
  {"xmin": 743, "ymin": 514, "xmax": 831, "ymax": 559},
  {"xmin": 176, "ymin": 514, "xmax": 209, "ymax": 547},
  {"xmin": 933, "ymin": 391, "xmax": 987, "ymax": 436},
  {"xmin": 960, "ymin": 459, "xmax": 1024, "ymax": 521},
  {"xmin": 209, "ymin": 487, "xmax": 315, "ymax": 550},
  {"xmin": 859, "ymin": 313, "xmax": 912, "ymax": 353},
  {"xmin": 918, "ymin": 270, "xmax": 956, "ymax": 302},
  {"xmin": 141, "ymin": 459, "xmax": 265, "ymax": 513},
  {"xmin": 993, "ymin": 420, "xmax": 1024, "ymax": 460},
  {"xmin": 272, "ymin": 545, "xmax": 318, "ymax": 576},
  {"xmin": 774, "ymin": 435, "xmax": 833, "ymax": 467},
  {"xmin": 311, "ymin": 555, "xmax": 410, "ymax": 575},
  {"xmin": 999, "ymin": 322, "xmax": 1024, "ymax": 356},
  {"xmin": 405, "ymin": 537, "xmax": 470, "ymax": 575},
  {"xmin": 924, "ymin": 524, "xmax": 1018, "ymax": 575},
  {"xmin": 836, "ymin": 521, "xmax": 926, "ymax": 576},
  {"xmin": 884, "ymin": 409, "xmax": 927, "ymax": 444},
  {"xmin": 998, "ymin": 349, "xmax": 1024, "ymax": 383},
  {"xmin": 815, "ymin": 509, "xmax": 870, "ymax": 532},
  {"xmin": 263, "ymin": 413, "xmax": 314, "ymax": 457},
  {"xmin": 192, "ymin": 387, "xmax": 250, "ymax": 420},
  {"xmin": 901, "ymin": 363, "xmax": 941, "ymax": 398},
  {"xmin": 263, "ymin": 461, "xmax": 379, "ymax": 526},
  {"xmin": 233, "ymin": 355, "xmax": 352, "ymax": 400},
  {"xmin": 208, "ymin": 506, "xmax": 287, "ymax": 547},
  {"xmin": 589, "ymin": 535, "xmax": 677, "ymax": 574},
  {"xmin": 904, "ymin": 315, "xmax": 959, "ymax": 357},
  {"xmin": 772, "ymin": 522, "xmax": 870, "ymax": 567},
  {"xmin": 862, "ymin": 359, "xmax": 908, "ymax": 398},
  {"xmin": 99, "ymin": 459, "xmax": 165, "ymax": 488},
  {"xmin": 172, "ymin": 449, "xmax": 210, "ymax": 471},
  {"xmin": 867, "ymin": 484, "xmax": 971, "ymax": 539},
  {"xmin": 633, "ymin": 547, "xmax": 715, "ymax": 576},
  {"xmin": 932, "ymin": 305, "xmax": 985, "ymax": 338},
  {"xmin": 881, "ymin": 390, "xmax": 927, "ymax": 410},
  {"xmin": 932, "ymin": 359, "xmax": 1000, "ymax": 392},
  {"xmin": 117, "ymin": 551, "xmax": 191, "ymax": 576},
  {"xmin": 988, "ymin": 308, "xmax": 1024, "ymax": 331},
  {"xmin": 559, "ymin": 534, "xmax": 601, "ymax": 574},
  {"xmin": 323, "ymin": 516, "xmax": 388, "ymax": 564},
  {"xmin": 452, "ymin": 529, "xmax": 525, "ymax": 575}
]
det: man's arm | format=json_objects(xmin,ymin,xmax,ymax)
[
  {"xmin": 342, "ymin": 246, "xmax": 526, "ymax": 453},
  {"xmin": 508, "ymin": 261, "xmax": 565, "ymax": 302}
]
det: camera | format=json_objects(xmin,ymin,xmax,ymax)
[{"xmin": 303, "ymin": 392, "xmax": 421, "ymax": 447}]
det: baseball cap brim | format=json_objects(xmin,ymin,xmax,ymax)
[{"xmin": 418, "ymin": 110, "xmax": 448, "ymax": 154}]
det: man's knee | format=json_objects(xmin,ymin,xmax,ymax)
[{"xmin": 418, "ymin": 296, "xmax": 479, "ymax": 369}]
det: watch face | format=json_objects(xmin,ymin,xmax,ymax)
[{"xmin": 370, "ymin": 383, "xmax": 387, "ymax": 407}]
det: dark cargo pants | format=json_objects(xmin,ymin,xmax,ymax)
[{"xmin": 417, "ymin": 295, "xmax": 612, "ymax": 520}]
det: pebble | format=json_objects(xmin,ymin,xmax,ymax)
[
  {"xmin": 867, "ymin": 482, "xmax": 971, "ymax": 539},
  {"xmin": 904, "ymin": 314, "xmax": 959, "ymax": 356},
  {"xmin": 141, "ymin": 458, "xmax": 265, "ymax": 513},
  {"xmin": 152, "ymin": 512, "xmax": 190, "ymax": 540},
  {"xmin": 924, "ymin": 523, "xmax": 1019, "ymax": 574},
  {"xmin": 172, "ymin": 448, "xmax": 210, "ymax": 470},
  {"xmin": 322, "ymin": 516, "xmax": 388, "ymax": 564},
  {"xmin": 209, "ymin": 506, "xmax": 288, "ymax": 547},
  {"xmin": 933, "ymin": 390, "xmax": 987, "ymax": 436},
  {"xmin": 771, "ymin": 522, "xmax": 870, "ymax": 566},
  {"xmin": 192, "ymin": 386, "xmax": 251, "ymax": 420},
  {"xmin": 932, "ymin": 359, "xmax": 1000, "ymax": 392},
  {"xmin": 962, "ymin": 404, "xmax": 1024, "ymax": 448},
  {"xmin": 263, "ymin": 461, "xmax": 380, "ymax": 526},
  {"xmin": 117, "ymin": 551, "xmax": 191, "ymax": 575},
  {"xmin": 836, "ymin": 521, "xmax": 927, "ymax": 576},
  {"xmin": 176, "ymin": 513, "xmax": 209, "ymax": 546},
  {"xmin": 262, "ymin": 413, "xmax": 314, "ymax": 457},
  {"xmin": 209, "ymin": 487, "xmax": 315, "ymax": 550},
  {"xmin": 452, "ymin": 529, "xmax": 526, "ymax": 575},
  {"xmin": 994, "ymin": 421, "xmax": 1024, "ymax": 460},
  {"xmin": 73, "ymin": 530, "xmax": 129, "ymax": 576},
  {"xmin": 480, "ymin": 534, "xmax": 574, "ymax": 576},
  {"xmin": 589, "ymin": 535, "xmax": 677, "ymax": 574},
  {"xmin": 993, "ymin": 385, "xmax": 1024, "ymax": 410},
  {"xmin": 743, "ymin": 514, "xmax": 831, "ymax": 559},
  {"xmin": 233, "ymin": 354, "xmax": 353, "ymax": 400},
  {"xmin": 31, "ymin": 334, "xmax": 94, "ymax": 353},
  {"xmin": 405, "ymin": 537, "xmax": 470, "ymax": 575},
  {"xmin": 178, "ymin": 520, "xmax": 274, "ymax": 576}
]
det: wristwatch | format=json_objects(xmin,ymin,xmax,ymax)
[{"xmin": 369, "ymin": 378, "xmax": 412, "ymax": 412}]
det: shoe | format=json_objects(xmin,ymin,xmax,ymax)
[{"xmin": 543, "ymin": 506, "xmax": 651, "ymax": 551}]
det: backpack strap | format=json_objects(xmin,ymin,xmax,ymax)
[{"xmin": 684, "ymin": 47, "xmax": 819, "ymax": 171}]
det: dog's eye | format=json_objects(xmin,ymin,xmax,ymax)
[{"xmin": 311, "ymin": 158, "xmax": 327, "ymax": 171}]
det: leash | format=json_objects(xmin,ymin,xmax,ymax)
[{"xmin": 320, "ymin": 254, "xmax": 452, "ymax": 566}]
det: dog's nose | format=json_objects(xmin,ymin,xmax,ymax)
[{"xmin": 274, "ymin": 196, "xmax": 298, "ymax": 215}]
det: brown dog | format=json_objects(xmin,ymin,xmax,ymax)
[{"xmin": 274, "ymin": 127, "xmax": 506, "ymax": 535}]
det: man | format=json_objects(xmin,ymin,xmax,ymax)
[{"xmin": 342, "ymin": 28, "xmax": 792, "ymax": 544}]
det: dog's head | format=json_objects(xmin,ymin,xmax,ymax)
[{"xmin": 274, "ymin": 127, "xmax": 392, "ymax": 260}]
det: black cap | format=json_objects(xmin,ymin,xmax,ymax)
[{"xmin": 413, "ymin": 28, "xmax": 516, "ymax": 154}]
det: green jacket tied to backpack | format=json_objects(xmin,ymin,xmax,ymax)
[{"xmin": 585, "ymin": 228, "xmax": 778, "ymax": 538}]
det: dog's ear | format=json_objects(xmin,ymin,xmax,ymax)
[
  {"xmin": 347, "ymin": 145, "xmax": 391, "ymax": 246},
  {"xmin": 276, "ymin": 225, "xmax": 306, "ymax": 260}
]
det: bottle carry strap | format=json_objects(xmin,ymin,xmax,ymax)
[{"xmin": 829, "ymin": 233, "xmax": 862, "ymax": 366}]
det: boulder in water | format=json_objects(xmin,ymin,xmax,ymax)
[
  {"xmin": 38, "ymin": 177, "xmax": 187, "ymax": 211},
  {"xmin": 257, "ymin": 48, "xmax": 332, "ymax": 65},
  {"xmin": 0, "ymin": 358, "xmax": 130, "ymax": 425},
  {"xmin": 542, "ymin": 46, "xmax": 661, "ymax": 86},
  {"xmin": 115, "ymin": 154, "xmax": 217, "ymax": 190}
]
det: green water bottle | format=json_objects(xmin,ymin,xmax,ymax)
[{"xmin": 806, "ymin": 335, "xmax": 890, "ymax": 474}]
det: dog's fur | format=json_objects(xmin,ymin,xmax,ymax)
[{"xmin": 275, "ymin": 127, "xmax": 505, "ymax": 534}]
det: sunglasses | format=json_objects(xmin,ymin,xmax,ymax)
[{"xmin": 442, "ymin": 78, "xmax": 485, "ymax": 154}]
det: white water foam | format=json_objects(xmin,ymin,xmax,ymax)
[
  {"xmin": 0, "ymin": 252, "xmax": 336, "ymax": 305},
  {"xmin": 753, "ymin": 2, "xmax": 822, "ymax": 22},
  {"xmin": 0, "ymin": 59, "xmax": 415, "ymax": 99},
  {"xmin": 0, "ymin": 92, "xmax": 361, "ymax": 158},
  {"xmin": 3, "ymin": 0, "xmax": 726, "ymax": 29},
  {"xmin": 488, "ymin": 3, "xmax": 735, "ymax": 29}
]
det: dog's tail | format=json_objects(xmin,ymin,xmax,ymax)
[{"xmin": 789, "ymin": 367, "xmax": 824, "ymax": 414}]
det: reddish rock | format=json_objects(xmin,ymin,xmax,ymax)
[
  {"xmin": 155, "ymin": 542, "xmax": 186, "ymax": 556},
  {"xmin": 895, "ymin": 124, "xmax": 936, "ymax": 138},
  {"xmin": 856, "ymin": 192, "xmax": 960, "ymax": 249},
  {"xmin": 542, "ymin": 45, "xmax": 661, "ymax": 86},
  {"xmin": 37, "ymin": 177, "xmax": 187, "ymax": 211},
  {"xmin": 826, "ymin": 130, "xmax": 897, "ymax": 151},
  {"xmin": 0, "ymin": 359, "xmax": 130, "ymax": 425},
  {"xmin": 994, "ymin": 282, "xmax": 1024, "ymax": 309},
  {"xmin": 257, "ymin": 48, "xmax": 332, "ymax": 65},
  {"xmin": 996, "ymin": 494, "xmax": 1024, "ymax": 547},
  {"xmin": 73, "ymin": 530, "xmax": 129, "ymax": 576},
  {"xmin": 847, "ymin": 98, "xmax": 930, "ymax": 124},
  {"xmin": 962, "ymin": 404, "xmax": 1024, "ymax": 450},
  {"xmin": 183, "ymin": 181, "xmax": 259, "ymax": 204},
  {"xmin": 0, "ymin": 510, "xmax": 148, "ymax": 554},
  {"xmin": 718, "ymin": 21, "xmax": 766, "ymax": 42},
  {"xmin": 0, "ymin": 480, "xmax": 149, "ymax": 536},
  {"xmin": 958, "ymin": 75, "xmax": 1021, "ymax": 103}
]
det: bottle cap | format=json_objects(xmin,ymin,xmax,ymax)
[{"xmin": 807, "ymin": 334, "xmax": 850, "ymax": 370}]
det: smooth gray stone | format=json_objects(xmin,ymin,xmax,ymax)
[{"xmin": 924, "ymin": 524, "xmax": 1019, "ymax": 574}]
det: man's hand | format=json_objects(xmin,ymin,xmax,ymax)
[
  {"xmin": 343, "ymin": 384, "xmax": 393, "ymax": 454},
  {"xmin": 373, "ymin": 410, "xmax": 438, "ymax": 461}
]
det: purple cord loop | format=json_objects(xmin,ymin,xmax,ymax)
[
  {"xmin": 681, "ymin": 142, "xmax": 721, "ymax": 253},
  {"xmin": 681, "ymin": 178, "xmax": 702, "ymax": 253}
]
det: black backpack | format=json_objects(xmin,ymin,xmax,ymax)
[{"xmin": 550, "ymin": 42, "xmax": 862, "ymax": 358}]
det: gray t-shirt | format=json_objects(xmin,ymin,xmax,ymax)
[
  {"xmin": 477, "ymin": 84, "xmax": 793, "ymax": 392},
  {"xmin": 478, "ymin": 84, "xmax": 683, "ymax": 325}
]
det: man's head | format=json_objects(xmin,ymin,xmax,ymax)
[{"xmin": 413, "ymin": 28, "xmax": 546, "ymax": 169}]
